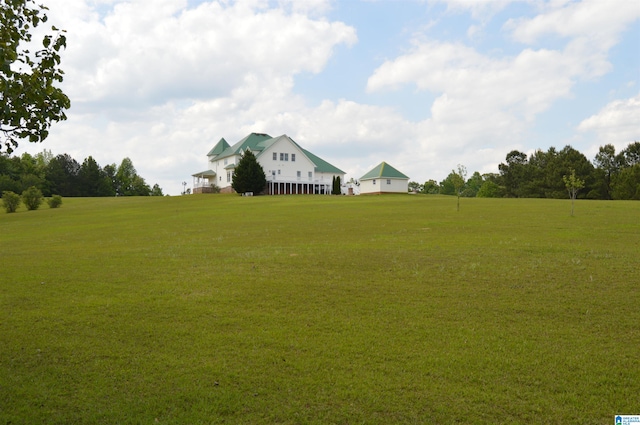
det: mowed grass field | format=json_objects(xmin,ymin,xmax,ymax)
[{"xmin": 1, "ymin": 194, "xmax": 638, "ymax": 424}]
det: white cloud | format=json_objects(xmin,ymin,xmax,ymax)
[
  {"xmin": 366, "ymin": 40, "xmax": 575, "ymax": 130},
  {"xmin": 506, "ymin": 0, "xmax": 640, "ymax": 47},
  {"xmin": 504, "ymin": 0, "xmax": 640, "ymax": 81},
  {"xmin": 48, "ymin": 0, "xmax": 357, "ymax": 110},
  {"xmin": 578, "ymin": 93, "xmax": 640, "ymax": 150}
]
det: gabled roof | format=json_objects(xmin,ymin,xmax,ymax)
[
  {"xmin": 207, "ymin": 138, "xmax": 230, "ymax": 157},
  {"xmin": 360, "ymin": 162, "xmax": 409, "ymax": 180},
  {"xmin": 216, "ymin": 133, "xmax": 273, "ymax": 160}
]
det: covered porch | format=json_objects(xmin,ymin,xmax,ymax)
[{"xmin": 192, "ymin": 170, "xmax": 217, "ymax": 194}]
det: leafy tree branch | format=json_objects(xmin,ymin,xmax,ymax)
[{"xmin": 1, "ymin": 0, "xmax": 70, "ymax": 153}]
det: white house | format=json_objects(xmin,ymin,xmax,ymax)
[
  {"xmin": 192, "ymin": 133, "xmax": 346, "ymax": 195},
  {"xmin": 359, "ymin": 162, "xmax": 409, "ymax": 194}
]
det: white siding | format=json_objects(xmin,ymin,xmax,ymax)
[
  {"xmin": 360, "ymin": 178, "xmax": 408, "ymax": 194},
  {"xmin": 209, "ymin": 155, "xmax": 239, "ymax": 188},
  {"xmin": 259, "ymin": 137, "xmax": 315, "ymax": 183},
  {"xmin": 315, "ymin": 171, "xmax": 342, "ymax": 185}
]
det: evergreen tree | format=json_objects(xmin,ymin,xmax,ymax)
[
  {"xmin": 103, "ymin": 164, "xmax": 118, "ymax": 195},
  {"xmin": 231, "ymin": 150, "xmax": 266, "ymax": 194},
  {"xmin": 331, "ymin": 175, "xmax": 342, "ymax": 195},
  {"xmin": 45, "ymin": 154, "xmax": 80, "ymax": 197},
  {"xmin": 593, "ymin": 144, "xmax": 622, "ymax": 200},
  {"xmin": 78, "ymin": 156, "xmax": 106, "ymax": 196},
  {"xmin": 620, "ymin": 142, "xmax": 640, "ymax": 166},
  {"xmin": 612, "ymin": 164, "xmax": 640, "ymax": 200},
  {"xmin": 498, "ymin": 150, "xmax": 528, "ymax": 197}
]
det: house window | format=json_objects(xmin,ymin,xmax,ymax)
[
  {"xmin": 291, "ymin": 154, "xmax": 296, "ymax": 162},
  {"xmin": 278, "ymin": 169, "xmax": 281, "ymax": 175},
  {"xmin": 227, "ymin": 171, "xmax": 231, "ymax": 182},
  {"xmin": 284, "ymin": 153, "xmax": 289, "ymax": 161},
  {"xmin": 224, "ymin": 159, "xmax": 228, "ymax": 165},
  {"xmin": 308, "ymin": 171, "xmax": 312, "ymax": 180},
  {"xmin": 387, "ymin": 179, "xmax": 391, "ymax": 185},
  {"xmin": 280, "ymin": 153, "xmax": 284, "ymax": 161},
  {"xmin": 273, "ymin": 152, "xmax": 277, "ymax": 160},
  {"xmin": 297, "ymin": 171, "xmax": 301, "ymax": 178},
  {"xmin": 373, "ymin": 179, "xmax": 376, "ymax": 185}
]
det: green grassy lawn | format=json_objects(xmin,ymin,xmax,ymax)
[{"xmin": 1, "ymin": 194, "xmax": 638, "ymax": 424}]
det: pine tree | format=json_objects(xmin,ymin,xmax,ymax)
[{"xmin": 231, "ymin": 150, "xmax": 266, "ymax": 194}]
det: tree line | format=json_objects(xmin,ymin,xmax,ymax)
[
  {"xmin": 0, "ymin": 150, "xmax": 163, "ymax": 197},
  {"xmin": 409, "ymin": 142, "xmax": 640, "ymax": 200}
]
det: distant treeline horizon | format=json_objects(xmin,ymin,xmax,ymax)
[
  {"xmin": 0, "ymin": 150, "xmax": 164, "ymax": 197},
  {"xmin": 2, "ymin": 142, "xmax": 638, "ymax": 200},
  {"xmin": 411, "ymin": 142, "xmax": 639, "ymax": 200}
]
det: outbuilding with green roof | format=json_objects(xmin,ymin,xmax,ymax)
[{"xmin": 359, "ymin": 161, "xmax": 409, "ymax": 194}]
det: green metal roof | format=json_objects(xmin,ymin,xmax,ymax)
[
  {"xmin": 216, "ymin": 133, "xmax": 273, "ymax": 160},
  {"xmin": 207, "ymin": 138, "xmax": 230, "ymax": 157},
  {"xmin": 301, "ymin": 148, "xmax": 345, "ymax": 174},
  {"xmin": 360, "ymin": 162, "xmax": 409, "ymax": 180},
  {"xmin": 255, "ymin": 137, "xmax": 279, "ymax": 151},
  {"xmin": 192, "ymin": 169, "xmax": 216, "ymax": 177}
]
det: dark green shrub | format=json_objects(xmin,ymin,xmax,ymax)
[
  {"xmin": 22, "ymin": 186, "xmax": 44, "ymax": 211},
  {"xmin": 47, "ymin": 194, "xmax": 63, "ymax": 208},
  {"xmin": 2, "ymin": 190, "xmax": 21, "ymax": 213},
  {"xmin": 231, "ymin": 150, "xmax": 266, "ymax": 194}
]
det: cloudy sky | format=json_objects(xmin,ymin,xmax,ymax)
[{"xmin": 17, "ymin": 0, "xmax": 640, "ymax": 195}]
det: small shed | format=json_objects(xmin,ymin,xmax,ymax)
[{"xmin": 359, "ymin": 162, "xmax": 409, "ymax": 194}]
